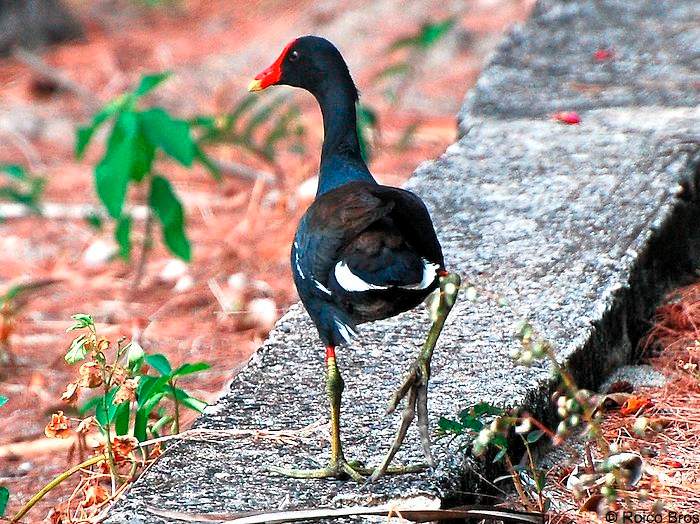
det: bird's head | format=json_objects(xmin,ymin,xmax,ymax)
[{"xmin": 248, "ymin": 36, "xmax": 357, "ymax": 101}]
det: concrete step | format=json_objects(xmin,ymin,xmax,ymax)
[{"xmin": 107, "ymin": 0, "xmax": 700, "ymax": 521}]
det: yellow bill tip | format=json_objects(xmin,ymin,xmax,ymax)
[{"xmin": 247, "ymin": 79, "xmax": 263, "ymax": 92}]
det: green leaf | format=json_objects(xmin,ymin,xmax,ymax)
[
  {"xmin": 388, "ymin": 35, "xmax": 421, "ymax": 52},
  {"xmin": 65, "ymin": 335, "xmax": 88, "ymax": 364},
  {"xmin": 139, "ymin": 391, "xmax": 166, "ymax": 418},
  {"xmin": 79, "ymin": 394, "xmax": 104, "ymax": 416},
  {"xmin": 145, "ymin": 353, "xmax": 172, "ymax": 376},
  {"xmin": 172, "ymin": 362, "xmax": 210, "ymax": 378},
  {"xmin": 0, "ymin": 164, "xmax": 26, "ymax": 180},
  {"xmin": 262, "ymin": 105, "xmax": 300, "ymax": 160},
  {"xmin": 137, "ymin": 375, "xmax": 170, "ymax": 408},
  {"xmin": 471, "ymin": 402, "xmax": 504, "ymax": 417},
  {"xmin": 152, "ymin": 414, "xmax": 173, "ymax": 435},
  {"xmin": 107, "ymin": 389, "xmax": 122, "ymax": 422},
  {"xmin": 135, "ymin": 383, "xmax": 167, "ymax": 441},
  {"xmin": 0, "ymin": 396, "xmax": 7, "ymax": 408},
  {"xmin": 139, "ymin": 108, "xmax": 195, "ymax": 166},
  {"xmin": 535, "ymin": 470, "xmax": 547, "ymax": 493},
  {"xmin": 75, "ymin": 97, "xmax": 126, "ymax": 159},
  {"xmin": 66, "ymin": 313, "xmax": 94, "ymax": 332},
  {"xmin": 95, "ymin": 113, "xmax": 137, "ymax": 218},
  {"xmin": 491, "ymin": 433, "xmax": 509, "ymax": 449},
  {"xmin": 419, "ymin": 18, "xmax": 456, "ymax": 48},
  {"xmin": 437, "ymin": 417, "xmax": 463, "ymax": 435},
  {"xmin": 242, "ymin": 97, "xmax": 284, "ymax": 142},
  {"xmin": 128, "ymin": 129, "xmax": 156, "ymax": 182},
  {"xmin": 526, "ymin": 430, "xmax": 545, "ymax": 444},
  {"xmin": 493, "ymin": 448, "xmax": 508, "ymax": 463},
  {"xmin": 193, "ymin": 144, "xmax": 221, "ymax": 181},
  {"xmin": 114, "ymin": 402, "xmax": 130, "ymax": 436},
  {"xmin": 134, "ymin": 72, "xmax": 171, "ymax": 98},
  {"xmin": 356, "ymin": 103, "xmax": 378, "ymax": 163},
  {"xmin": 85, "ymin": 212, "xmax": 103, "ymax": 230},
  {"xmin": 227, "ymin": 94, "xmax": 259, "ymax": 125},
  {"xmin": 374, "ymin": 62, "xmax": 410, "ymax": 81},
  {"xmin": 0, "ymin": 486, "xmax": 8, "ymax": 517},
  {"xmin": 148, "ymin": 175, "xmax": 191, "ymax": 261},
  {"xmin": 115, "ymin": 214, "xmax": 132, "ymax": 260},
  {"xmin": 458, "ymin": 413, "xmax": 484, "ymax": 432},
  {"xmin": 95, "ymin": 388, "xmax": 118, "ymax": 426},
  {"xmin": 171, "ymin": 387, "xmax": 207, "ymax": 413}
]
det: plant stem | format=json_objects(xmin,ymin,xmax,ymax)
[
  {"xmin": 522, "ymin": 438, "xmax": 546, "ymax": 513},
  {"xmin": 100, "ymin": 364, "xmax": 120, "ymax": 487},
  {"xmin": 11, "ymin": 454, "xmax": 106, "ymax": 522},
  {"xmin": 504, "ymin": 454, "xmax": 531, "ymax": 510},
  {"xmin": 132, "ymin": 207, "xmax": 153, "ymax": 292},
  {"xmin": 170, "ymin": 380, "xmax": 180, "ymax": 435}
]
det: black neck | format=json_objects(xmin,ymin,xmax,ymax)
[{"xmin": 314, "ymin": 80, "xmax": 365, "ymax": 168}]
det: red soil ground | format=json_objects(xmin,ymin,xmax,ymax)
[{"xmin": 0, "ymin": 0, "xmax": 535, "ymax": 521}]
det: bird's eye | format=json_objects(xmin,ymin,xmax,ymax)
[{"xmin": 289, "ymin": 50, "xmax": 300, "ymax": 62}]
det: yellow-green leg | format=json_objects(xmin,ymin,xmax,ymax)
[
  {"xmin": 269, "ymin": 347, "xmax": 367, "ymax": 481},
  {"xmin": 367, "ymin": 272, "xmax": 461, "ymax": 483},
  {"xmin": 269, "ymin": 347, "xmax": 426, "ymax": 482}
]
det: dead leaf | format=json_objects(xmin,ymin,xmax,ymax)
[
  {"xmin": 78, "ymin": 362, "xmax": 103, "ymax": 388},
  {"xmin": 61, "ymin": 382, "xmax": 80, "ymax": 404},
  {"xmin": 112, "ymin": 435, "xmax": 139, "ymax": 460},
  {"xmin": 76, "ymin": 416, "xmax": 96, "ymax": 434},
  {"xmin": 620, "ymin": 396, "xmax": 653, "ymax": 415},
  {"xmin": 113, "ymin": 378, "xmax": 137, "ymax": 404},
  {"xmin": 45, "ymin": 411, "xmax": 72, "ymax": 439},
  {"xmin": 83, "ymin": 483, "xmax": 109, "ymax": 507},
  {"xmin": 580, "ymin": 494, "xmax": 605, "ymax": 513},
  {"xmin": 601, "ymin": 392, "xmax": 632, "ymax": 410}
]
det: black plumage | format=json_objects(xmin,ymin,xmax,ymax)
[
  {"xmin": 249, "ymin": 35, "xmax": 456, "ymax": 482},
  {"xmin": 292, "ymin": 181, "xmax": 444, "ymax": 347}
]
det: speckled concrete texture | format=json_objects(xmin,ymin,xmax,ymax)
[
  {"xmin": 107, "ymin": 0, "xmax": 700, "ymax": 521},
  {"xmin": 459, "ymin": 0, "xmax": 700, "ymax": 131}
]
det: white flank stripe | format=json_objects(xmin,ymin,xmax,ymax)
[
  {"xmin": 334, "ymin": 259, "xmax": 439, "ymax": 292},
  {"xmin": 314, "ymin": 280, "xmax": 332, "ymax": 295},
  {"xmin": 293, "ymin": 243, "xmax": 305, "ymax": 280},
  {"xmin": 399, "ymin": 259, "xmax": 440, "ymax": 290},
  {"xmin": 334, "ymin": 319, "xmax": 357, "ymax": 344},
  {"xmin": 334, "ymin": 261, "xmax": 388, "ymax": 292}
]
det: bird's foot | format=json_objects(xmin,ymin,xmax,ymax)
[
  {"xmin": 269, "ymin": 459, "xmax": 427, "ymax": 483},
  {"xmin": 366, "ymin": 359, "xmax": 434, "ymax": 483},
  {"xmin": 269, "ymin": 459, "xmax": 368, "ymax": 482}
]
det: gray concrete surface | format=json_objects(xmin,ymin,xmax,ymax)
[
  {"xmin": 600, "ymin": 364, "xmax": 668, "ymax": 391},
  {"xmin": 459, "ymin": 0, "xmax": 700, "ymax": 130},
  {"xmin": 107, "ymin": 0, "xmax": 700, "ymax": 521}
]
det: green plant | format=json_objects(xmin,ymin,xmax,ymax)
[
  {"xmin": 356, "ymin": 103, "xmax": 378, "ymax": 163},
  {"xmin": 76, "ymin": 72, "xmax": 219, "ymax": 264},
  {"xmin": 0, "ymin": 396, "xmax": 7, "ymax": 517},
  {"xmin": 193, "ymin": 93, "xmax": 306, "ymax": 175},
  {"xmin": 64, "ymin": 314, "xmax": 208, "ymax": 445},
  {"xmin": 0, "ymin": 164, "xmax": 45, "ymax": 213},
  {"xmin": 0, "ymin": 486, "xmax": 7, "ymax": 518},
  {"xmin": 438, "ymin": 318, "xmax": 645, "ymax": 513},
  {"xmin": 376, "ymin": 17, "xmax": 456, "ymax": 105},
  {"xmin": 11, "ymin": 313, "xmax": 210, "ymax": 522},
  {"xmin": 351, "ymin": 17, "xmax": 457, "ymax": 165}
]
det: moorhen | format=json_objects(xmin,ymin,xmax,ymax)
[{"xmin": 249, "ymin": 36, "xmax": 460, "ymax": 482}]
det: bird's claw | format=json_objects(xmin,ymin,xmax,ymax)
[
  {"xmin": 367, "ymin": 359, "xmax": 435, "ymax": 484},
  {"xmin": 268, "ymin": 459, "xmax": 368, "ymax": 482}
]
